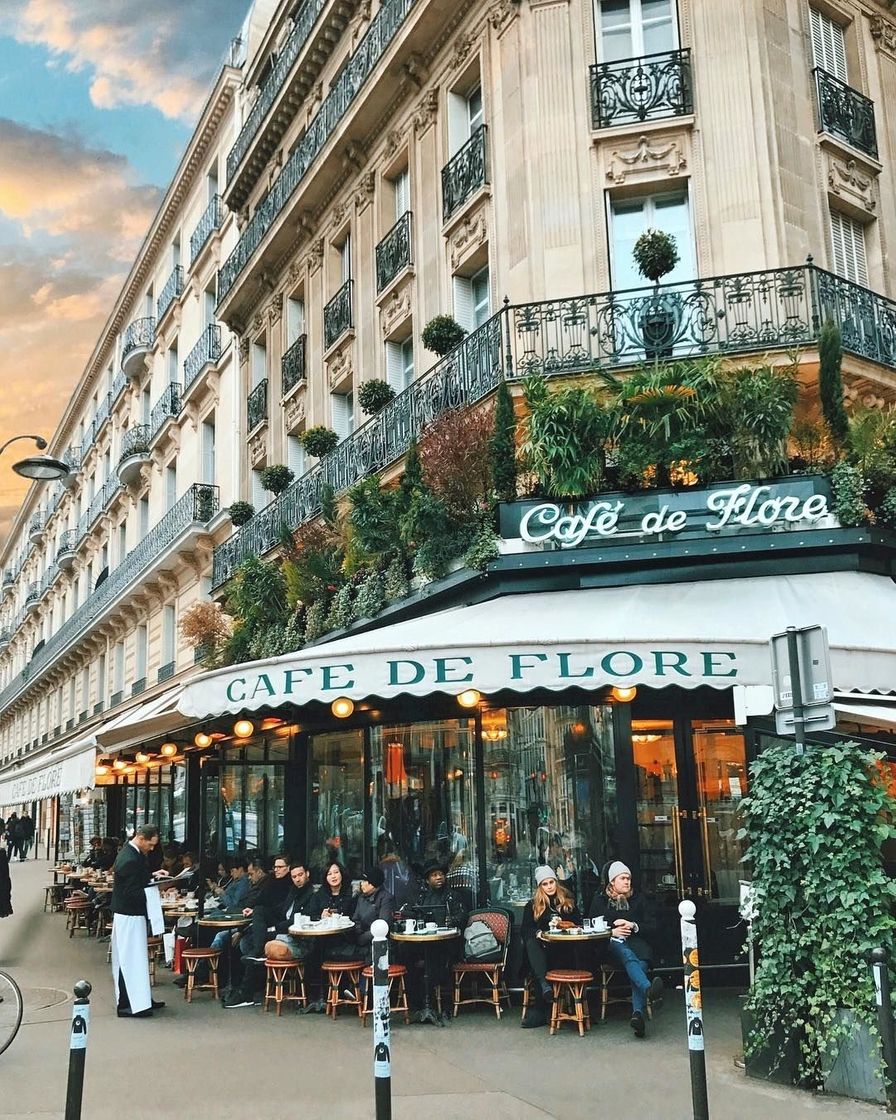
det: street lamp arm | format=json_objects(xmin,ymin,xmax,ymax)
[{"xmin": 0, "ymin": 435, "xmax": 47, "ymax": 456}]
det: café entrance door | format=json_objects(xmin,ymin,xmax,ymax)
[{"xmin": 631, "ymin": 714, "xmax": 749, "ymax": 969}]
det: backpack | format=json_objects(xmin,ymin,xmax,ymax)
[{"xmin": 463, "ymin": 919, "xmax": 502, "ymax": 963}]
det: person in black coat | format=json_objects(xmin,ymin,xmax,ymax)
[
  {"xmin": 588, "ymin": 861, "xmax": 662, "ymax": 1038},
  {"xmin": 110, "ymin": 825, "xmax": 168, "ymax": 1018},
  {"xmin": 520, "ymin": 865, "xmax": 582, "ymax": 1029},
  {"xmin": 0, "ymin": 846, "xmax": 12, "ymax": 918},
  {"xmin": 349, "ymin": 867, "xmax": 394, "ymax": 964}
]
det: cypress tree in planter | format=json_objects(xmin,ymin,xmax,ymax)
[
  {"xmin": 819, "ymin": 321, "xmax": 849, "ymax": 450},
  {"xmin": 741, "ymin": 740, "xmax": 896, "ymax": 1094},
  {"xmin": 491, "ymin": 378, "xmax": 517, "ymax": 502}
]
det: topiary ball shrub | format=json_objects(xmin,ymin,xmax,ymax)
[
  {"xmin": 260, "ymin": 464, "xmax": 295, "ymax": 495},
  {"xmin": 301, "ymin": 426, "xmax": 340, "ymax": 459},
  {"xmin": 422, "ymin": 315, "xmax": 468, "ymax": 357},
  {"xmin": 358, "ymin": 379, "xmax": 397, "ymax": 415},
  {"xmin": 227, "ymin": 501, "xmax": 255, "ymax": 526},
  {"xmin": 632, "ymin": 228, "xmax": 679, "ymax": 285}
]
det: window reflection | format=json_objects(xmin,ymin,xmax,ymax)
[
  {"xmin": 632, "ymin": 719, "xmax": 680, "ymax": 898},
  {"xmin": 308, "ymin": 729, "xmax": 364, "ymax": 881}
]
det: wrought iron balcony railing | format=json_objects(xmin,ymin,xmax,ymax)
[
  {"xmin": 184, "ymin": 324, "xmax": 222, "ymax": 390},
  {"xmin": 226, "ymin": 0, "xmax": 329, "ymax": 183},
  {"xmin": 24, "ymin": 582, "xmax": 39, "ymax": 606},
  {"xmin": 121, "ymin": 317, "xmax": 156, "ymax": 366},
  {"xmin": 2, "ymin": 570, "xmax": 13, "ymax": 590},
  {"xmin": 211, "ymin": 262, "xmax": 896, "ymax": 589},
  {"xmin": 376, "ymin": 211, "xmax": 413, "ymax": 292},
  {"xmin": 813, "ymin": 68, "xmax": 878, "ymax": 160},
  {"xmin": 441, "ymin": 126, "xmax": 488, "ymax": 222},
  {"xmin": 158, "ymin": 660, "xmax": 176, "ymax": 683},
  {"xmin": 111, "ymin": 369, "xmax": 127, "ymax": 404},
  {"xmin": 218, "ymin": 0, "xmax": 417, "ymax": 302},
  {"xmin": 149, "ymin": 383, "xmax": 182, "ymax": 441},
  {"xmin": 157, "ymin": 266, "xmax": 185, "ymax": 321},
  {"xmin": 93, "ymin": 391, "xmax": 112, "ymax": 436},
  {"xmin": 282, "ymin": 334, "xmax": 307, "ymax": 395},
  {"xmin": 55, "ymin": 530, "xmax": 77, "ymax": 561},
  {"xmin": 189, "ymin": 196, "xmax": 223, "ymax": 264},
  {"xmin": 28, "ymin": 511, "xmax": 46, "ymax": 539},
  {"xmin": 63, "ymin": 446, "xmax": 81, "ymax": 472},
  {"xmin": 590, "ymin": 48, "xmax": 693, "ymax": 129},
  {"xmin": 0, "ymin": 484, "xmax": 219, "ymax": 713},
  {"xmin": 119, "ymin": 424, "xmax": 151, "ymax": 464},
  {"xmin": 324, "ymin": 280, "xmax": 353, "ymax": 350},
  {"xmin": 247, "ymin": 379, "xmax": 268, "ymax": 431}
]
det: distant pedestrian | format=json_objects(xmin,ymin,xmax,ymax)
[
  {"xmin": 4, "ymin": 813, "xmax": 19, "ymax": 861},
  {"xmin": 110, "ymin": 825, "xmax": 169, "ymax": 1019},
  {"xmin": 0, "ymin": 847, "xmax": 11, "ymax": 917},
  {"xmin": 18, "ymin": 812, "xmax": 33, "ymax": 861}
]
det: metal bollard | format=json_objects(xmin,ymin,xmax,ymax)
[
  {"xmin": 370, "ymin": 919, "xmax": 392, "ymax": 1120},
  {"xmin": 679, "ymin": 902, "xmax": 710, "ymax": 1120},
  {"xmin": 871, "ymin": 948, "xmax": 896, "ymax": 1112},
  {"xmin": 64, "ymin": 980, "xmax": 91, "ymax": 1120}
]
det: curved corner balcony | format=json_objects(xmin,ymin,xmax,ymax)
[
  {"xmin": 118, "ymin": 425, "xmax": 151, "ymax": 486},
  {"xmin": 27, "ymin": 512, "xmax": 46, "ymax": 545},
  {"xmin": 55, "ymin": 529, "xmax": 78, "ymax": 572},
  {"xmin": 121, "ymin": 317, "xmax": 156, "ymax": 379},
  {"xmin": 24, "ymin": 582, "xmax": 40, "ymax": 613},
  {"xmin": 0, "ymin": 629, "xmax": 9, "ymax": 652}
]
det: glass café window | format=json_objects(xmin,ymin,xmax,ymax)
[
  {"xmin": 692, "ymin": 719, "xmax": 749, "ymax": 903},
  {"xmin": 369, "ymin": 719, "xmax": 476, "ymax": 910},
  {"xmin": 218, "ymin": 736, "xmax": 288, "ymax": 857},
  {"xmin": 308, "ymin": 729, "xmax": 365, "ymax": 882},
  {"xmin": 482, "ymin": 705, "xmax": 618, "ymax": 914},
  {"xmin": 631, "ymin": 719, "xmax": 680, "ymax": 899}
]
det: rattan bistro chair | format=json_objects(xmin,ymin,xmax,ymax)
[{"xmin": 452, "ymin": 907, "xmax": 513, "ymax": 1019}]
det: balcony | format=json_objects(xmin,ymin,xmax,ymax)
[
  {"xmin": 39, "ymin": 570, "xmax": 53, "ymax": 600},
  {"xmin": 282, "ymin": 334, "xmax": 307, "ymax": 396},
  {"xmin": 158, "ymin": 661, "xmax": 176, "ymax": 684},
  {"xmin": 121, "ymin": 317, "xmax": 156, "ymax": 378},
  {"xmin": 2, "ymin": 570, "xmax": 13, "ymax": 593},
  {"xmin": 813, "ymin": 68, "xmax": 878, "ymax": 160},
  {"xmin": 218, "ymin": 0, "xmax": 418, "ymax": 306},
  {"xmin": 442, "ymin": 126, "xmax": 488, "ymax": 223},
  {"xmin": 55, "ymin": 530, "xmax": 78, "ymax": 572},
  {"xmin": 0, "ymin": 631, "xmax": 9, "ymax": 652},
  {"xmin": 211, "ymin": 261, "xmax": 896, "ymax": 589},
  {"xmin": 132, "ymin": 677, "xmax": 146, "ymax": 697},
  {"xmin": 81, "ymin": 476, "xmax": 121, "ymax": 538},
  {"xmin": 157, "ymin": 265, "xmax": 184, "ymax": 321},
  {"xmin": 118, "ymin": 424, "xmax": 151, "ymax": 486},
  {"xmin": 189, "ymin": 196, "xmax": 223, "ymax": 265},
  {"xmin": 0, "ymin": 484, "xmax": 220, "ymax": 713},
  {"xmin": 111, "ymin": 369, "xmax": 127, "ymax": 406},
  {"xmin": 247, "ymin": 379, "xmax": 268, "ymax": 432},
  {"xmin": 27, "ymin": 511, "xmax": 46, "ymax": 545},
  {"xmin": 93, "ymin": 391, "xmax": 112, "ymax": 438},
  {"xmin": 589, "ymin": 48, "xmax": 693, "ymax": 130},
  {"xmin": 323, "ymin": 280, "xmax": 353, "ymax": 350},
  {"xmin": 183, "ymin": 324, "xmax": 222, "ymax": 394},
  {"xmin": 376, "ymin": 211, "xmax": 413, "ymax": 293},
  {"xmin": 24, "ymin": 583, "xmax": 40, "ymax": 612},
  {"xmin": 149, "ymin": 383, "xmax": 182, "ymax": 442},
  {"xmin": 61, "ymin": 446, "xmax": 81, "ymax": 489}
]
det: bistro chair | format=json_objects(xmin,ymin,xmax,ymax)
[
  {"xmin": 147, "ymin": 935, "xmax": 164, "ymax": 986},
  {"xmin": 452, "ymin": 907, "xmax": 513, "ymax": 1020},
  {"xmin": 180, "ymin": 948, "xmax": 221, "ymax": 1003},
  {"xmin": 64, "ymin": 899, "xmax": 93, "ymax": 938},
  {"xmin": 44, "ymin": 884, "xmax": 65, "ymax": 913},
  {"xmin": 263, "ymin": 959, "xmax": 307, "ymax": 1016},
  {"xmin": 321, "ymin": 960, "xmax": 365, "ymax": 1019},
  {"xmin": 546, "ymin": 969, "xmax": 593, "ymax": 1036},
  {"xmin": 361, "ymin": 964, "xmax": 410, "ymax": 1026},
  {"xmin": 598, "ymin": 963, "xmax": 654, "ymax": 1021}
]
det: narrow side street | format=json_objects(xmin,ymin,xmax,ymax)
[{"xmin": 0, "ymin": 859, "xmax": 878, "ymax": 1120}]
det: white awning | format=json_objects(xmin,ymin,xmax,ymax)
[
  {"xmin": 95, "ymin": 685, "xmax": 186, "ymax": 752},
  {"xmin": 0, "ymin": 736, "xmax": 97, "ymax": 809},
  {"xmin": 175, "ymin": 571, "xmax": 896, "ymax": 718},
  {"xmin": 833, "ymin": 698, "xmax": 896, "ymax": 731}
]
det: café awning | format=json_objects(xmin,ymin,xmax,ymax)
[
  {"xmin": 0, "ymin": 736, "xmax": 97, "ymax": 809},
  {"xmin": 174, "ymin": 571, "xmax": 896, "ymax": 718},
  {"xmin": 95, "ymin": 684, "xmax": 187, "ymax": 752},
  {"xmin": 833, "ymin": 696, "xmax": 896, "ymax": 731}
]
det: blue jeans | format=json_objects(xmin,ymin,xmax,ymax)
[{"xmin": 606, "ymin": 938, "xmax": 650, "ymax": 1013}]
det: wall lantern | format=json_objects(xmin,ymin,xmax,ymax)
[
  {"xmin": 161, "ymin": 742, "xmax": 179, "ymax": 757},
  {"xmin": 233, "ymin": 719, "xmax": 254, "ymax": 738},
  {"xmin": 95, "ymin": 761, "xmax": 110, "ymax": 777},
  {"xmin": 193, "ymin": 733, "xmax": 213, "ymax": 749},
  {"xmin": 331, "ymin": 697, "xmax": 355, "ymax": 719},
  {"xmin": 481, "ymin": 709, "xmax": 508, "ymax": 741},
  {"xmin": 112, "ymin": 758, "xmax": 127, "ymax": 771},
  {"xmin": 457, "ymin": 689, "xmax": 481, "ymax": 709},
  {"xmin": 611, "ymin": 686, "xmax": 638, "ymax": 703},
  {"xmin": 135, "ymin": 751, "xmax": 151, "ymax": 764}
]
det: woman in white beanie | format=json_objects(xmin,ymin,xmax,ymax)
[
  {"xmin": 588, "ymin": 861, "xmax": 663, "ymax": 1038},
  {"xmin": 519, "ymin": 865, "xmax": 582, "ymax": 1028}
]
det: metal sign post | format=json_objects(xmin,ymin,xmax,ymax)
[
  {"xmin": 64, "ymin": 980, "xmax": 91, "ymax": 1120},
  {"xmin": 770, "ymin": 624, "xmax": 835, "ymax": 751},
  {"xmin": 679, "ymin": 901, "xmax": 709, "ymax": 1120},
  {"xmin": 370, "ymin": 919, "xmax": 392, "ymax": 1120},
  {"xmin": 871, "ymin": 949, "xmax": 896, "ymax": 1112}
]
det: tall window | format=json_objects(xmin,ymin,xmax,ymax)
[
  {"xmin": 251, "ymin": 338, "xmax": 267, "ymax": 387},
  {"xmin": 167, "ymin": 341, "xmax": 179, "ymax": 381},
  {"xmin": 97, "ymin": 653, "xmax": 106, "ymax": 706},
  {"xmin": 453, "ymin": 265, "xmax": 491, "ymax": 332},
  {"xmin": 141, "ymin": 387, "xmax": 151, "ymax": 425},
  {"xmin": 286, "ymin": 296, "xmax": 305, "ymax": 346},
  {"xmin": 201, "ymin": 415, "xmax": 216, "ymax": 484},
  {"xmin": 331, "ymin": 392, "xmax": 354, "ymax": 442},
  {"xmin": 609, "ymin": 190, "xmax": 695, "ymax": 289},
  {"xmin": 203, "ymin": 284, "xmax": 217, "ymax": 327},
  {"xmin": 165, "ymin": 463, "xmax": 177, "ymax": 509},
  {"xmin": 163, "ymin": 605, "xmax": 176, "ymax": 668},
  {"xmin": 287, "ymin": 433, "xmax": 307, "ymax": 479},
  {"xmin": 829, "ymin": 209, "xmax": 868, "ymax": 284},
  {"xmin": 448, "ymin": 83, "xmax": 484, "ymax": 155},
  {"xmin": 809, "ymin": 6, "xmax": 847, "ymax": 80},
  {"xmin": 596, "ymin": 0, "xmax": 677, "ymax": 61},
  {"xmin": 392, "ymin": 167, "xmax": 410, "ymax": 220},
  {"xmin": 136, "ymin": 624, "xmax": 148, "ymax": 683},
  {"xmin": 385, "ymin": 337, "xmax": 414, "ymax": 394},
  {"xmin": 339, "ymin": 235, "xmax": 352, "ymax": 283},
  {"xmin": 118, "ymin": 523, "xmax": 127, "ymax": 567},
  {"xmin": 113, "ymin": 641, "xmax": 124, "ymax": 696},
  {"xmin": 251, "ymin": 468, "xmax": 266, "ymax": 510},
  {"xmin": 139, "ymin": 497, "xmax": 149, "ymax": 537}
]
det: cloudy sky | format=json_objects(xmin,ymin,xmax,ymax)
[{"xmin": 0, "ymin": 0, "xmax": 248, "ymax": 543}]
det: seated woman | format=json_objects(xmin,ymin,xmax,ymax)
[
  {"xmin": 350, "ymin": 867, "xmax": 394, "ymax": 964},
  {"xmin": 310, "ymin": 861, "xmax": 355, "ymax": 921},
  {"xmin": 588, "ymin": 861, "xmax": 663, "ymax": 1039},
  {"xmin": 520, "ymin": 865, "xmax": 582, "ymax": 1029}
]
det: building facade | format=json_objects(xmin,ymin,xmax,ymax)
[{"xmin": 2, "ymin": 0, "xmax": 896, "ymax": 969}]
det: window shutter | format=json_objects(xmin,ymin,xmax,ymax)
[
  {"xmin": 453, "ymin": 275, "xmax": 474, "ymax": 332},
  {"xmin": 394, "ymin": 170, "xmax": 410, "ymax": 220},
  {"xmin": 810, "ymin": 7, "xmax": 847, "ymax": 81},
  {"xmin": 331, "ymin": 393, "xmax": 352, "ymax": 441},
  {"xmin": 287, "ymin": 434, "xmax": 306, "ymax": 477},
  {"xmin": 829, "ymin": 209, "xmax": 868, "ymax": 285},
  {"xmin": 385, "ymin": 341, "xmax": 404, "ymax": 392}
]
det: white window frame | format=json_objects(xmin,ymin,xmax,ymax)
[
  {"xmin": 809, "ymin": 6, "xmax": 847, "ymax": 81},
  {"xmin": 331, "ymin": 391, "xmax": 354, "ymax": 442},
  {"xmin": 393, "ymin": 168, "xmax": 410, "ymax": 222},
  {"xmin": 385, "ymin": 337, "xmax": 414, "ymax": 394},
  {"xmin": 607, "ymin": 188, "xmax": 696, "ymax": 289},
  {"xmin": 595, "ymin": 0, "xmax": 678, "ymax": 61}
]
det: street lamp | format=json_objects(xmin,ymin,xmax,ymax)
[{"xmin": 2, "ymin": 435, "xmax": 69, "ymax": 482}]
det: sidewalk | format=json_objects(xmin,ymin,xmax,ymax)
[{"xmin": 0, "ymin": 857, "xmax": 879, "ymax": 1119}]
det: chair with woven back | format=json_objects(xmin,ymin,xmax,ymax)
[{"xmin": 451, "ymin": 906, "xmax": 513, "ymax": 1019}]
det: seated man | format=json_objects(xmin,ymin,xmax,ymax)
[
  {"xmin": 225, "ymin": 861, "xmax": 316, "ymax": 1008},
  {"xmin": 404, "ymin": 860, "xmax": 468, "ymax": 1005},
  {"xmin": 175, "ymin": 858, "xmax": 252, "ymax": 990},
  {"xmin": 237, "ymin": 855, "xmax": 292, "ymax": 961},
  {"xmin": 588, "ymin": 861, "xmax": 663, "ymax": 1039},
  {"xmin": 168, "ymin": 850, "xmax": 202, "ymax": 891}
]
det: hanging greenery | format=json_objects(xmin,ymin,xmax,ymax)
[
  {"xmin": 491, "ymin": 379, "xmax": 517, "ymax": 502},
  {"xmin": 303, "ymin": 598, "xmax": 329, "ymax": 643},
  {"xmin": 347, "ymin": 477, "xmax": 403, "ymax": 559},
  {"xmin": 353, "ymin": 568, "xmax": 386, "ymax": 620},
  {"xmin": 741, "ymin": 740, "xmax": 896, "ymax": 1089},
  {"xmin": 418, "ymin": 402, "xmax": 495, "ymax": 518},
  {"xmin": 383, "ymin": 556, "xmax": 410, "ymax": 601},
  {"xmin": 325, "ymin": 582, "xmax": 355, "ymax": 631}
]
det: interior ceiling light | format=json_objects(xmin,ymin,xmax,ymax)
[
  {"xmin": 112, "ymin": 758, "xmax": 127, "ymax": 771},
  {"xmin": 260, "ymin": 716, "xmax": 284, "ymax": 731},
  {"xmin": 331, "ymin": 697, "xmax": 354, "ymax": 719},
  {"xmin": 457, "ymin": 689, "xmax": 481, "ymax": 709},
  {"xmin": 611, "ymin": 686, "xmax": 638, "ymax": 703},
  {"xmin": 233, "ymin": 718, "xmax": 255, "ymax": 738},
  {"xmin": 193, "ymin": 732, "xmax": 213, "ymax": 749},
  {"xmin": 95, "ymin": 763, "xmax": 109, "ymax": 777},
  {"xmin": 135, "ymin": 751, "xmax": 151, "ymax": 764}
]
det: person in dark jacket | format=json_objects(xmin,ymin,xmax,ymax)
[
  {"xmin": 0, "ymin": 846, "xmax": 12, "ymax": 918},
  {"xmin": 349, "ymin": 866, "xmax": 394, "ymax": 963},
  {"xmin": 110, "ymin": 824, "xmax": 168, "ymax": 1018},
  {"xmin": 405, "ymin": 860, "xmax": 468, "ymax": 1004},
  {"xmin": 520, "ymin": 865, "xmax": 582, "ymax": 1029},
  {"xmin": 588, "ymin": 861, "xmax": 663, "ymax": 1038},
  {"xmin": 18, "ymin": 813, "xmax": 33, "ymax": 860},
  {"xmin": 5, "ymin": 814, "xmax": 19, "ymax": 861},
  {"xmin": 234, "ymin": 855, "xmax": 291, "ymax": 959}
]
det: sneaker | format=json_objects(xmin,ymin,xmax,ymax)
[
  {"xmin": 630, "ymin": 1010, "xmax": 646, "ymax": 1038},
  {"xmin": 649, "ymin": 976, "xmax": 664, "ymax": 1004},
  {"xmin": 223, "ymin": 996, "xmax": 257, "ymax": 1009},
  {"xmin": 341, "ymin": 988, "xmax": 357, "ymax": 1001}
]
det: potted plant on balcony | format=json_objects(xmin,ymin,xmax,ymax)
[
  {"xmin": 633, "ymin": 228, "xmax": 680, "ymax": 361},
  {"xmin": 227, "ymin": 500, "xmax": 255, "ymax": 527},
  {"xmin": 195, "ymin": 485, "xmax": 218, "ymax": 523},
  {"xmin": 740, "ymin": 739, "xmax": 896, "ymax": 1098},
  {"xmin": 260, "ymin": 464, "xmax": 295, "ymax": 496},
  {"xmin": 179, "ymin": 600, "xmax": 232, "ymax": 668},
  {"xmin": 358, "ymin": 378, "xmax": 396, "ymax": 415},
  {"xmin": 301, "ymin": 426, "xmax": 339, "ymax": 459},
  {"xmin": 422, "ymin": 315, "xmax": 468, "ymax": 357},
  {"xmin": 521, "ymin": 374, "xmax": 608, "ymax": 497}
]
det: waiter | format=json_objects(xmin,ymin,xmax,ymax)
[{"xmin": 111, "ymin": 824, "xmax": 168, "ymax": 1018}]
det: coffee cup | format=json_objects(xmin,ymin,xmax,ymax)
[{"xmin": 425, "ymin": 922, "xmax": 437, "ymax": 932}]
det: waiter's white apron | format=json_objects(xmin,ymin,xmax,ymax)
[{"xmin": 110, "ymin": 913, "xmax": 151, "ymax": 1014}]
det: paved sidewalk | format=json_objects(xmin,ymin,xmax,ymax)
[{"xmin": 0, "ymin": 858, "xmax": 880, "ymax": 1119}]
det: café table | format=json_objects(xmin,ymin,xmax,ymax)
[
  {"xmin": 537, "ymin": 927, "xmax": 612, "ymax": 945},
  {"xmin": 391, "ymin": 928, "xmax": 460, "ymax": 1026},
  {"xmin": 287, "ymin": 920, "xmax": 356, "ymax": 1012}
]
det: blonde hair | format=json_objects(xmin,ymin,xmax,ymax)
[{"xmin": 532, "ymin": 880, "xmax": 575, "ymax": 921}]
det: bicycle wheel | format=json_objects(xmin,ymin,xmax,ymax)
[{"xmin": 0, "ymin": 971, "xmax": 23, "ymax": 1056}]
